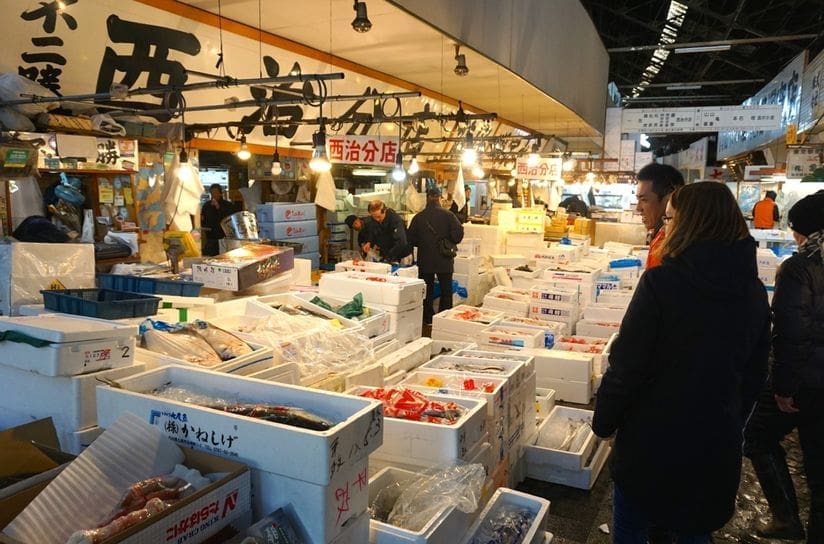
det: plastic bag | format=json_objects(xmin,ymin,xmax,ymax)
[
  {"xmin": 140, "ymin": 319, "xmax": 222, "ymax": 367},
  {"xmin": 309, "ymin": 293, "xmax": 365, "ymax": 319},
  {"xmin": 379, "ymin": 463, "xmax": 486, "ymax": 532},
  {"xmin": 536, "ymin": 417, "xmax": 591, "ymax": 451},
  {"xmin": 471, "ymin": 503, "xmax": 536, "ymax": 544}
]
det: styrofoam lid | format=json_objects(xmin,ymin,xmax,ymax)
[{"xmin": 0, "ymin": 314, "xmax": 138, "ymax": 343}]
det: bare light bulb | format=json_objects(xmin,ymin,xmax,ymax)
[
  {"xmin": 408, "ymin": 157, "xmax": 420, "ymax": 175},
  {"xmin": 236, "ymin": 136, "xmax": 251, "ymax": 161},
  {"xmin": 461, "ymin": 147, "xmax": 477, "ymax": 167},
  {"xmin": 471, "ymin": 164, "xmax": 485, "ymax": 178},
  {"xmin": 270, "ymin": 151, "xmax": 282, "ymax": 176}
]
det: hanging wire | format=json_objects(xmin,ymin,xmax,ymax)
[
  {"xmin": 215, "ymin": 0, "xmax": 226, "ymax": 76},
  {"xmin": 258, "ymin": 0, "xmax": 263, "ymax": 79}
]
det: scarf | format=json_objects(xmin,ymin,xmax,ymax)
[{"xmin": 798, "ymin": 229, "xmax": 824, "ymax": 262}]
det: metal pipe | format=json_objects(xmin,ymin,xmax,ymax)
[{"xmin": 607, "ymin": 34, "xmax": 818, "ymax": 53}]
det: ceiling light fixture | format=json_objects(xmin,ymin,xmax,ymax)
[
  {"xmin": 408, "ymin": 156, "xmax": 420, "ymax": 175},
  {"xmin": 461, "ymin": 132, "xmax": 477, "ymax": 166},
  {"xmin": 271, "ymin": 114, "xmax": 282, "ymax": 176},
  {"xmin": 454, "ymin": 44, "xmax": 469, "ymax": 77},
  {"xmin": 666, "ymin": 84, "xmax": 703, "ymax": 90},
  {"xmin": 673, "ymin": 44, "xmax": 731, "ymax": 54},
  {"xmin": 309, "ymin": 120, "xmax": 331, "ymax": 172},
  {"xmin": 236, "ymin": 135, "xmax": 251, "ymax": 161},
  {"xmin": 562, "ymin": 155, "xmax": 576, "ymax": 171},
  {"xmin": 391, "ymin": 152, "xmax": 407, "ymax": 182},
  {"xmin": 351, "ymin": 1, "xmax": 372, "ymax": 33},
  {"xmin": 175, "ymin": 148, "xmax": 193, "ymax": 183},
  {"xmin": 289, "ymin": 62, "xmax": 301, "ymax": 77},
  {"xmin": 352, "ymin": 167, "xmax": 388, "ymax": 177},
  {"xmin": 471, "ymin": 164, "xmax": 485, "ymax": 179}
]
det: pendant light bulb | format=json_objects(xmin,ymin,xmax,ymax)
[
  {"xmin": 351, "ymin": 1, "xmax": 372, "ymax": 33},
  {"xmin": 309, "ymin": 128, "xmax": 331, "ymax": 173},
  {"xmin": 391, "ymin": 152, "xmax": 407, "ymax": 182},
  {"xmin": 563, "ymin": 157, "xmax": 576, "ymax": 172},
  {"xmin": 461, "ymin": 132, "xmax": 477, "ymax": 166},
  {"xmin": 408, "ymin": 156, "xmax": 420, "ymax": 175},
  {"xmin": 270, "ymin": 151, "xmax": 282, "ymax": 176},
  {"xmin": 471, "ymin": 164, "xmax": 485, "ymax": 179},
  {"xmin": 175, "ymin": 148, "xmax": 192, "ymax": 183},
  {"xmin": 236, "ymin": 135, "xmax": 251, "ymax": 161}
]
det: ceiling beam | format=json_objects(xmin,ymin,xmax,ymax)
[
  {"xmin": 616, "ymin": 78, "xmax": 765, "ymax": 89},
  {"xmin": 676, "ymin": 0, "xmax": 768, "ymax": 38},
  {"xmin": 695, "ymin": 0, "xmax": 747, "ymax": 81},
  {"xmin": 607, "ymin": 33, "xmax": 818, "ymax": 53}
]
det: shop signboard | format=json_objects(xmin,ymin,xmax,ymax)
[
  {"xmin": 621, "ymin": 105, "xmax": 782, "ymax": 134},
  {"xmin": 786, "ymin": 146, "xmax": 824, "ymax": 179},
  {"xmin": 799, "ymin": 49, "xmax": 824, "ymax": 133},
  {"xmin": 326, "ymin": 135, "xmax": 398, "ymax": 167},
  {"xmin": 718, "ymin": 52, "xmax": 805, "ymax": 159},
  {"xmin": 514, "ymin": 157, "xmax": 562, "ymax": 180}
]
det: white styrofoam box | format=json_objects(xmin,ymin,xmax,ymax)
[
  {"xmin": 535, "ymin": 388, "xmax": 556, "ymax": 418},
  {"xmin": 757, "ymin": 248, "xmax": 778, "ymax": 268},
  {"xmin": 386, "ymin": 305, "xmax": 424, "ymax": 344},
  {"xmin": 282, "ymin": 235, "xmax": 319, "ymax": 254},
  {"xmin": 528, "ymin": 301, "xmax": 580, "ymax": 328},
  {"xmin": 63, "ymin": 425, "xmax": 105, "ymax": 455},
  {"xmin": 245, "ymin": 362, "xmax": 301, "ymax": 384},
  {"xmin": 457, "ymin": 238, "xmax": 482, "ymax": 256},
  {"xmin": 506, "ymin": 232, "xmax": 545, "ymax": 249},
  {"xmin": 526, "ymin": 437, "xmax": 610, "ymax": 490},
  {"xmin": 430, "ymin": 340, "xmax": 476, "ymax": 359},
  {"xmin": 554, "ymin": 333, "xmax": 616, "ymax": 374},
  {"xmin": 499, "ymin": 316, "xmax": 567, "ymax": 348},
  {"xmin": 203, "ymin": 296, "xmax": 280, "ymax": 319},
  {"xmin": 296, "ymin": 251, "xmax": 320, "ymax": 270},
  {"xmin": 432, "ymin": 305, "xmax": 504, "ymax": 338},
  {"xmin": 422, "ymin": 354, "xmax": 530, "ymax": 392},
  {"xmin": 608, "ymin": 264, "xmax": 641, "ymax": 285},
  {"xmin": 542, "ymin": 267, "xmax": 602, "ymax": 285},
  {"xmin": 136, "ymin": 341, "xmax": 273, "ymax": 375},
  {"xmin": 491, "ymin": 254, "xmax": 528, "ymax": 268},
  {"xmin": 327, "ymin": 222, "xmax": 348, "ymax": 235},
  {"xmin": 256, "ymin": 293, "xmax": 366, "ymax": 335},
  {"xmin": 0, "ymin": 314, "xmax": 137, "ymax": 376},
  {"xmin": 481, "ymin": 325, "xmax": 544, "ymax": 350},
  {"xmin": 534, "ymin": 246, "xmax": 580, "ymax": 266},
  {"xmin": 575, "ymin": 319, "xmax": 621, "ymax": 338},
  {"xmin": 526, "ymin": 405, "xmax": 595, "ymax": 470},
  {"xmin": 509, "ymin": 267, "xmax": 542, "ymax": 288},
  {"xmin": 454, "ymin": 255, "xmax": 483, "ymax": 276},
  {"xmin": 453, "ymin": 349, "xmax": 536, "ymax": 379},
  {"xmin": 373, "ymin": 336, "xmax": 400, "ymax": 361},
  {"xmin": 482, "ymin": 291, "xmax": 530, "ymax": 316},
  {"xmin": 452, "ymin": 272, "xmax": 481, "ymax": 292},
  {"xmin": 96, "ymin": 365, "xmax": 384, "ymax": 482},
  {"xmin": 251, "ymin": 458, "xmax": 368, "ymax": 543},
  {"xmin": 758, "ymin": 266, "xmax": 777, "ymax": 285},
  {"xmin": 368, "ymin": 467, "xmax": 475, "ymax": 544},
  {"xmin": 0, "ymin": 362, "xmax": 145, "ymax": 449},
  {"xmin": 392, "ymin": 265, "xmax": 419, "ymax": 278},
  {"xmin": 320, "ymin": 271, "xmax": 427, "ymax": 307},
  {"xmin": 378, "ymin": 337, "xmax": 433, "ymax": 376},
  {"xmin": 530, "ymin": 285, "xmax": 579, "ymax": 305},
  {"xmin": 258, "ymin": 219, "xmax": 318, "ymax": 240},
  {"xmin": 595, "ymin": 275, "xmax": 622, "ymax": 293},
  {"xmin": 335, "ymin": 260, "xmax": 393, "ymax": 274},
  {"xmin": 582, "ymin": 303, "xmax": 627, "ymax": 322},
  {"xmin": 345, "ymin": 360, "xmax": 385, "ymax": 389},
  {"xmin": 351, "ymin": 386, "xmax": 487, "ymax": 464},
  {"xmin": 293, "ymin": 292, "xmax": 392, "ymax": 339},
  {"xmin": 333, "ymin": 511, "xmax": 370, "ymax": 543},
  {"xmin": 524, "ymin": 347, "xmax": 594, "ymax": 384},
  {"xmin": 535, "ymin": 375, "xmax": 592, "ymax": 404},
  {"xmin": 256, "ymin": 202, "xmax": 317, "ymax": 223},
  {"xmin": 596, "ymin": 291, "xmax": 634, "ymax": 306},
  {"xmin": 603, "ymin": 241, "xmax": 636, "ymax": 255},
  {"xmin": 0, "ymin": 242, "xmax": 95, "ymax": 316},
  {"xmin": 463, "ymin": 224, "xmax": 507, "ymax": 255},
  {"xmin": 461, "ymin": 487, "xmax": 550, "ymax": 544},
  {"xmin": 384, "ymin": 369, "xmax": 406, "ymax": 386},
  {"xmin": 401, "ymin": 369, "xmax": 506, "ymax": 420}
]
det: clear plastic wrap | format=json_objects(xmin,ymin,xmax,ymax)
[
  {"xmin": 536, "ymin": 417, "xmax": 592, "ymax": 452},
  {"xmin": 470, "ymin": 503, "xmax": 536, "ymax": 544},
  {"xmin": 370, "ymin": 463, "xmax": 486, "ymax": 532},
  {"xmin": 189, "ymin": 320, "xmax": 253, "ymax": 359},
  {"xmin": 359, "ymin": 387, "xmax": 465, "ymax": 425},
  {"xmin": 140, "ymin": 319, "xmax": 253, "ymax": 365},
  {"xmin": 414, "ymin": 373, "xmax": 499, "ymax": 394}
]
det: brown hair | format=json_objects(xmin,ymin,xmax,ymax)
[
  {"xmin": 367, "ymin": 199, "xmax": 386, "ymax": 213},
  {"xmin": 660, "ymin": 182, "xmax": 749, "ymax": 259}
]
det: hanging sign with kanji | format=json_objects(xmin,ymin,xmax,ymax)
[
  {"xmin": 326, "ymin": 135, "xmax": 399, "ymax": 167},
  {"xmin": 514, "ymin": 157, "xmax": 563, "ymax": 180}
]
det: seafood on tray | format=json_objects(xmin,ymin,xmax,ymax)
[
  {"xmin": 360, "ymin": 387, "xmax": 464, "ymax": 425},
  {"xmin": 140, "ymin": 319, "xmax": 253, "ymax": 366},
  {"xmin": 190, "ymin": 320, "xmax": 253, "ymax": 360}
]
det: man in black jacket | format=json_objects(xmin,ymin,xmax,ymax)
[
  {"xmin": 366, "ymin": 199, "xmax": 411, "ymax": 263},
  {"xmin": 408, "ymin": 187, "xmax": 464, "ymax": 325},
  {"xmin": 200, "ymin": 184, "xmax": 236, "ymax": 256},
  {"xmin": 744, "ymin": 192, "xmax": 824, "ymax": 542}
]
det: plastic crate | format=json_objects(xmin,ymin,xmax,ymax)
[
  {"xmin": 96, "ymin": 274, "xmax": 203, "ymax": 297},
  {"xmin": 41, "ymin": 288, "xmax": 161, "ymax": 319}
]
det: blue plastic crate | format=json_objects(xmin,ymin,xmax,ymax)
[
  {"xmin": 41, "ymin": 288, "xmax": 161, "ymax": 319},
  {"xmin": 96, "ymin": 274, "xmax": 203, "ymax": 297}
]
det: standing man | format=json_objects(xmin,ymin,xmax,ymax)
[
  {"xmin": 408, "ymin": 187, "xmax": 465, "ymax": 325},
  {"xmin": 752, "ymin": 190, "xmax": 780, "ymax": 229},
  {"xmin": 345, "ymin": 214, "xmax": 376, "ymax": 257},
  {"xmin": 634, "ymin": 163, "xmax": 685, "ymax": 269},
  {"xmin": 367, "ymin": 199, "xmax": 410, "ymax": 263},
  {"xmin": 200, "ymin": 183, "xmax": 236, "ymax": 256}
]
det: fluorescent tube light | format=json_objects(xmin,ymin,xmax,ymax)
[{"xmin": 673, "ymin": 44, "xmax": 731, "ymax": 54}]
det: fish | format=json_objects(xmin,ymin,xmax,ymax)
[
  {"xmin": 143, "ymin": 329, "xmax": 222, "ymax": 367},
  {"xmin": 193, "ymin": 322, "xmax": 254, "ymax": 361},
  {"xmin": 211, "ymin": 403, "xmax": 334, "ymax": 431}
]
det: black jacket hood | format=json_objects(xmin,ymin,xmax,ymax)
[{"xmin": 664, "ymin": 236, "xmax": 759, "ymax": 299}]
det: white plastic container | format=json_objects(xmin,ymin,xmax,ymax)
[
  {"xmin": 136, "ymin": 343, "xmax": 273, "ymax": 376},
  {"xmin": 244, "ymin": 362, "xmax": 301, "ymax": 384},
  {"xmin": 0, "ymin": 314, "xmax": 137, "ymax": 376},
  {"xmin": 256, "ymin": 202, "xmax": 317, "ymax": 223},
  {"xmin": 480, "ymin": 325, "xmax": 544, "ymax": 350},
  {"xmin": 460, "ymin": 487, "xmax": 550, "ymax": 544},
  {"xmin": 96, "ymin": 365, "xmax": 384, "ymax": 483},
  {"xmin": 526, "ymin": 439, "xmax": 610, "ymax": 490},
  {"xmin": 525, "ymin": 405, "xmax": 596, "ymax": 471},
  {"xmin": 350, "ymin": 386, "xmax": 487, "ymax": 465},
  {"xmin": 291, "ymin": 291, "xmax": 392, "ymax": 339},
  {"xmin": 258, "ymin": 219, "xmax": 318, "ymax": 240},
  {"xmin": 368, "ymin": 467, "xmax": 475, "ymax": 544},
  {"xmin": 320, "ymin": 271, "xmax": 427, "ymax": 307}
]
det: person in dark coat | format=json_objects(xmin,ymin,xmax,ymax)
[
  {"xmin": 449, "ymin": 186, "xmax": 472, "ymax": 223},
  {"xmin": 200, "ymin": 184, "xmax": 236, "ymax": 256},
  {"xmin": 407, "ymin": 187, "xmax": 465, "ymax": 325},
  {"xmin": 593, "ymin": 182, "xmax": 770, "ymax": 541},
  {"xmin": 366, "ymin": 199, "xmax": 411, "ymax": 263},
  {"xmin": 744, "ymin": 192, "xmax": 824, "ymax": 542},
  {"xmin": 345, "ymin": 214, "xmax": 377, "ymax": 256},
  {"xmin": 558, "ymin": 194, "xmax": 590, "ymax": 218}
]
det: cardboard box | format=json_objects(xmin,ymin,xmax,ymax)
[
  {"xmin": 192, "ymin": 244, "xmax": 295, "ymax": 291},
  {"xmin": 0, "ymin": 243, "xmax": 95, "ymax": 317},
  {"xmin": 256, "ymin": 202, "xmax": 317, "ymax": 223},
  {"xmin": 258, "ymin": 220, "xmax": 318, "ymax": 240},
  {"xmin": 95, "ymin": 366, "xmax": 383, "ymax": 484}
]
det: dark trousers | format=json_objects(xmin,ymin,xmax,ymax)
[
  {"xmin": 744, "ymin": 387, "xmax": 824, "ymax": 495},
  {"xmin": 612, "ymin": 485, "xmax": 710, "ymax": 544},
  {"xmin": 420, "ymin": 272, "xmax": 453, "ymax": 324},
  {"xmin": 202, "ymin": 237, "xmax": 221, "ymax": 256}
]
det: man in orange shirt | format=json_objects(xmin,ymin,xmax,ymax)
[
  {"xmin": 752, "ymin": 190, "xmax": 780, "ymax": 229},
  {"xmin": 635, "ymin": 163, "xmax": 685, "ymax": 269}
]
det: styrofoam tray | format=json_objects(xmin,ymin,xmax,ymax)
[
  {"xmin": 292, "ymin": 292, "xmax": 391, "ymax": 338},
  {"xmin": 244, "ymin": 362, "xmax": 301, "ymax": 384},
  {"xmin": 421, "ymin": 354, "xmax": 529, "ymax": 392},
  {"xmin": 136, "ymin": 342, "xmax": 273, "ymax": 375},
  {"xmin": 460, "ymin": 487, "xmax": 550, "ymax": 544},
  {"xmin": 525, "ymin": 405, "xmax": 595, "ymax": 471},
  {"xmin": 526, "ymin": 439, "xmax": 610, "ymax": 490}
]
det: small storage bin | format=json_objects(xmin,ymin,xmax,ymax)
[
  {"xmin": 41, "ymin": 288, "xmax": 161, "ymax": 319},
  {"xmin": 96, "ymin": 274, "xmax": 203, "ymax": 297}
]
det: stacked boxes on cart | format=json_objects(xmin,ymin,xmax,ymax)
[
  {"xmin": 256, "ymin": 202, "xmax": 320, "ymax": 269},
  {"xmin": 327, "ymin": 189, "xmax": 352, "ymax": 262}
]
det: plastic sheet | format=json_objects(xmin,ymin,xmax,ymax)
[
  {"xmin": 140, "ymin": 319, "xmax": 253, "ymax": 365},
  {"xmin": 308, "ymin": 292, "xmax": 365, "ymax": 319},
  {"xmin": 536, "ymin": 417, "xmax": 591, "ymax": 452},
  {"xmin": 370, "ymin": 463, "xmax": 486, "ymax": 532},
  {"xmin": 359, "ymin": 387, "xmax": 464, "ymax": 425},
  {"xmin": 471, "ymin": 503, "xmax": 536, "ymax": 544}
]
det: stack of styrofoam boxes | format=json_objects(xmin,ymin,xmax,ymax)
[
  {"xmin": 525, "ymin": 406, "xmax": 610, "ymax": 490},
  {"xmin": 553, "ymin": 333, "xmax": 617, "ymax": 391},
  {"xmin": 577, "ymin": 301, "xmax": 627, "ymax": 339},
  {"xmin": 461, "ymin": 488, "xmax": 550, "ymax": 543},
  {"xmin": 542, "ymin": 265, "xmax": 602, "ymax": 308},
  {"xmin": 319, "ymin": 271, "xmax": 426, "ymax": 344},
  {"xmin": 497, "ymin": 316, "xmax": 566, "ymax": 349},
  {"xmin": 504, "ymin": 231, "xmax": 547, "ymax": 266},
  {"xmin": 529, "ymin": 284, "xmax": 581, "ymax": 334},
  {"xmin": 256, "ymin": 202, "xmax": 320, "ymax": 269},
  {"xmin": 757, "ymin": 248, "xmax": 778, "ymax": 287},
  {"xmin": 431, "ymin": 304, "xmax": 504, "ymax": 343},
  {"xmin": 0, "ymin": 314, "xmax": 142, "ymax": 454},
  {"xmin": 521, "ymin": 343, "xmax": 595, "ymax": 405},
  {"xmin": 482, "ymin": 286, "xmax": 532, "ymax": 317},
  {"xmin": 607, "ymin": 257, "xmax": 643, "ymax": 290},
  {"xmin": 455, "ymin": 237, "xmax": 486, "ymax": 306},
  {"xmin": 97, "ymin": 365, "xmax": 382, "ymax": 543},
  {"xmin": 533, "ymin": 243, "xmax": 583, "ymax": 269},
  {"xmin": 464, "ymin": 224, "xmax": 507, "ymax": 255},
  {"xmin": 376, "ymin": 337, "xmax": 434, "ymax": 386},
  {"xmin": 334, "ymin": 259, "xmax": 392, "ymax": 275}
]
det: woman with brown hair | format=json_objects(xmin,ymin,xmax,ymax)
[{"xmin": 593, "ymin": 182, "xmax": 771, "ymax": 543}]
